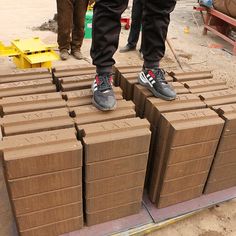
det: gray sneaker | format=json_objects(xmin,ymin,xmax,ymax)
[
  {"xmin": 119, "ymin": 44, "xmax": 136, "ymax": 53},
  {"xmin": 91, "ymin": 74, "xmax": 117, "ymax": 111},
  {"xmin": 60, "ymin": 49, "xmax": 69, "ymax": 60},
  {"xmin": 138, "ymin": 67, "xmax": 176, "ymax": 100}
]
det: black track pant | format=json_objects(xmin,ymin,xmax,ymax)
[
  {"xmin": 91, "ymin": 0, "xmax": 176, "ymax": 74},
  {"xmin": 127, "ymin": 0, "xmax": 143, "ymax": 49}
]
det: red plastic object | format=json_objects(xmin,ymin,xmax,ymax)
[{"xmin": 121, "ymin": 17, "xmax": 131, "ymax": 30}]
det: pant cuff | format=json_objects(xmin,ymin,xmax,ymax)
[
  {"xmin": 144, "ymin": 61, "xmax": 160, "ymax": 69},
  {"xmin": 96, "ymin": 66, "xmax": 113, "ymax": 74}
]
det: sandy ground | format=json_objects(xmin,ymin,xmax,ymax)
[{"xmin": 0, "ymin": 0, "xmax": 236, "ymax": 236}]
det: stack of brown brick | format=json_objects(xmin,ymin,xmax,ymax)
[
  {"xmin": 205, "ymin": 104, "xmax": 236, "ymax": 193},
  {"xmin": 148, "ymin": 109, "xmax": 224, "ymax": 208},
  {"xmin": 1, "ymin": 128, "xmax": 83, "ymax": 236},
  {"xmin": 79, "ymin": 118, "xmax": 151, "ymax": 226}
]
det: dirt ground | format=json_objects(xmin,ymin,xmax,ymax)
[{"xmin": 0, "ymin": 0, "xmax": 236, "ymax": 236}]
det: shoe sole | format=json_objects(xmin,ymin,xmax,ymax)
[
  {"xmin": 92, "ymin": 97, "xmax": 117, "ymax": 111},
  {"xmin": 138, "ymin": 72, "xmax": 176, "ymax": 101}
]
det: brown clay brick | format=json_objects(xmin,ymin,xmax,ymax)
[
  {"xmin": 212, "ymin": 149, "xmax": 236, "ymax": 166},
  {"xmin": 17, "ymin": 202, "xmax": 82, "ymax": 231},
  {"xmin": 207, "ymin": 163, "xmax": 236, "ymax": 183},
  {"xmin": 169, "ymin": 71, "xmax": 213, "ymax": 82},
  {"xmin": 13, "ymin": 185, "xmax": 82, "ymax": 215},
  {"xmin": 168, "ymin": 140, "xmax": 219, "ymax": 164},
  {"xmin": 0, "ymin": 108, "xmax": 74, "ymax": 136},
  {"xmin": 59, "ymin": 74, "xmax": 94, "ymax": 91},
  {"xmin": 217, "ymin": 134, "xmax": 236, "ymax": 151},
  {"xmin": 86, "ymin": 153, "xmax": 148, "ymax": 181},
  {"xmin": 86, "ymin": 171, "xmax": 146, "ymax": 198},
  {"xmin": 0, "ymin": 79, "xmax": 56, "ymax": 98},
  {"xmin": 161, "ymin": 171, "xmax": 209, "ymax": 195},
  {"xmin": 148, "ymin": 108, "xmax": 224, "ymax": 207},
  {"xmin": 73, "ymin": 100, "xmax": 135, "ymax": 126},
  {"xmin": 20, "ymin": 216, "xmax": 83, "ymax": 236},
  {"xmin": 0, "ymin": 68, "xmax": 51, "ymax": 83},
  {"xmin": 81, "ymin": 118, "xmax": 151, "ymax": 163},
  {"xmin": 86, "ymin": 187, "xmax": 143, "ymax": 212},
  {"xmin": 0, "ymin": 92, "xmax": 66, "ymax": 116},
  {"xmin": 199, "ymin": 89, "xmax": 236, "ymax": 107},
  {"xmin": 158, "ymin": 185, "xmax": 203, "ymax": 208},
  {"xmin": 8, "ymin": 167, "xmax": 82, "ymax": 198},
  {"xmin": 53, "ymin": 65, "xmax": 96, "ymax": 78},
  {"xmin": 144, "ymin": 94, "xmax": 206, "ymax": 127},
  {"xmin": 86, "ymin": 202, "xmax": 141, "ymax": 226},
  {"xmin": 184, "ymin": 79, "xmax": 228, "ymax": 94},
  {"xmin": 63, "ymin": 87, "xmax": 123, "ymax": 107},
  {"xmin": 2, "ymin": 128, "xmax": 82, "ymax": 179},
  {"xmin": 205, "ymin": 177, "xmax": 236, "ymax": 194},
  {"xmin": 164, "ymin": 157, "xmax": 213, "ymax": 180},
  {"xmin": 133, "ymin": 83, "xmax": 189, "ymax": 117}
]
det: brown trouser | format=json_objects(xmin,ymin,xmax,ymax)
[{"xmin": 56, "ymin": 0, "xmax": 89, "ymax": 51}]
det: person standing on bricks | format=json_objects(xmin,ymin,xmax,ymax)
[
  {"xmin": 91, "ymin": 0, "xmax": 177, "ymax": 111},
  {"xmin": 119, "ymin": 0, "xmax": 143, "ymax": 55},
  {"xmin": 56, "ymin": 0, "xmax": 89, "ymax": 60}
]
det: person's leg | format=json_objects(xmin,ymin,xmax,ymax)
[
  {"xmin": 56, "ymin": 0, "xmax": 73, "ymax": 60},
  {"xmin": 90, "ymin": 0, "xmax": 128, "ymax": 111},
  {"xmin": 127, "ymin": 0, "xmax": 143, "ymax": 48},
  {"xmin": 138, "ymin": 0, "xmax": 177, "ymax": 100},
  {"xmin": 91, "ymin": 0, "xmax": 128, "ymax": 74},
  {"xmin": 142, "ymin": 0, "xmax": 176, "ymax": 68},
  {"xmin": 71, "ymin": 0, "xmax": 89, "ymax": 59}
]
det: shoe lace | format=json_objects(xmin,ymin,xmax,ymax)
[
  {"xmin": 151, "ymin": 68, "xmax": 167, "ymax": 84},
  {"xmin": 97, "ymin": 74, "xmax": 112, "ymax": 92}
]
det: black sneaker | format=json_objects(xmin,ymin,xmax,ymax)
[
  {"xmin": 91, "ymin": 74, "xmax": 117, "ymax": 111},
  {"xmin": 138, "ymin": 67, "xmax": 176, "ymax": 100},
  {"xmin": 119, "ymin": 44, "xmax": 136, "ymax": 53}
]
